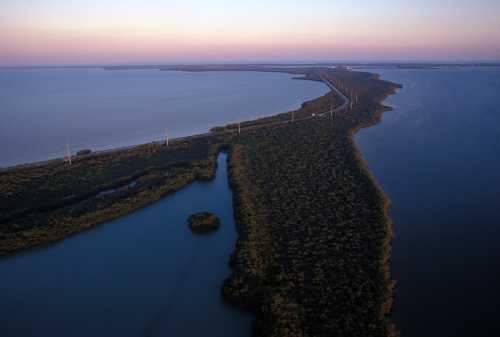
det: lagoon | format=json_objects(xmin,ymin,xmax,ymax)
[{"xmin": 0, "ymin": 152, "xmax": 252, "ymax": 337}]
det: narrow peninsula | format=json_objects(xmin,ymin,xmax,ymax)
[{"xmin": 0, "ymin": 66, "xmax": 401, "ymax": 337}]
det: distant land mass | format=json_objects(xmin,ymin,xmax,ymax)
[{"xmin": 1, "ymin": 61, "xmax": 500, "ymax": 71}]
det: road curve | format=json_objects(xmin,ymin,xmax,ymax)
[{"xmin": 315, "ymin": 71, "xmax": 350, "ymax": 116}]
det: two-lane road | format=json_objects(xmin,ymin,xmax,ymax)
[{"xmin": 315, "ymin": 71, "xmax": 350, "ymax": 117}]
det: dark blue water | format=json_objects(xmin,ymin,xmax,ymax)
[
  {"xmin": 355, "ymin": 67, "xmax": 500, "ymax": 337},
  {"xmin": 0, "ymin": 68, "xmax": 327, "ymax": 167},
  {"xmin": 0, "ymin": 153, "xmax": 252, "ymax": 337}
]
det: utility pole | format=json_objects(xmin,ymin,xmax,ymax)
[
  {"xmin": 291, "ymin": 111, "xmax": 295, "ymax": 123},
  {"xmin": 238, "ymin": 122, "xmax": 241, "ymax": 135},
  {"xmin": 65, "ymin": 143, "xmax": 72, "ymax": 166},
  {"xmin": 164, "ymin": 128, "xmax": 169, "ymax": 147}
]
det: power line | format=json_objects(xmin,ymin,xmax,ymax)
[{"xmin": 65, "ymin": 143, "xmax": 72, "ymax": 166}]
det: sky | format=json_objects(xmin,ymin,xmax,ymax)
[{"xmin": 0, "ymin": 0, "xmax": 499, "ymax": 65}]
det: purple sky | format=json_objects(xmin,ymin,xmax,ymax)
[{"xmin": 1, "ymin": 0, "xmax": 499, "ymax": 65}]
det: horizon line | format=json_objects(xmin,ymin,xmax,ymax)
[{"xmin": 2, "ymin": 59, "xmax": 500, "ymax": 69}]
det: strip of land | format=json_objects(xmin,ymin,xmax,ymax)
[
  {"xmin": 0, "ymin": 66, "xmax": 401, "ymax": 337},
  {"xmin": 223, "ymin": 69, "xmax": 400, "ymax": 337}
]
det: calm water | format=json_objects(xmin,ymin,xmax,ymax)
[
  {"xmin": 0, "ymin": 153, "xmax": 253, "ymax": 337},
  {"xmin": 0, "ymin": 68, "xmax": 327, "ymax": 167},
  {"xmin": 355, "ymin": 67, "xmax": 500, "ymax": 337}
]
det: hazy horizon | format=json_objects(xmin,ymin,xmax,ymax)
[
  {"xmin": 2, "ymin": 59, "xmax": 500, "ymax": 69},
  {"xmin": 1, "ymin": 0, "xmax": 499, "ymax": 66}
]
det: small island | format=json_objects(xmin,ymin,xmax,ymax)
[{"xmin": 187, "ymin": 212, "xmax": 220, "ymax": 233}]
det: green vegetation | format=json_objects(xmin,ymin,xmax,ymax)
[
  {"xmin": 188, "ymin": 212, "xmax": 221, "ymax": 233},
  {"xmin": 224, "ymin": 122, "xmax": 395, "ymax": 336},
  {"xmin": 0, "ymin": 135, "xmax": 225, "ymax": 255},
  {"xmin": 221, "ymin": 68, "xmax": 401, "ymax": 337},
  {"xmin": 0, "ymin": 66, "xmax": 401, "ymax": 337}
]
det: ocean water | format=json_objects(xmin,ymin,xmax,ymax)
[
  {"xmin": 0, "ymin": 153, "xmax": 253, "ymax": 337},
  {"xmin": 0, "ymin": 68, "xmax": 328, "ymax": 167},
  {"xmin": 355, "ymin": 67, "xmax": 500, "ymax": 337}
]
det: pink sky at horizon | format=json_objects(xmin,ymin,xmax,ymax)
[{"xmin": 1, "ymin": 0, "xmax": 499, "ymax": 66}]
